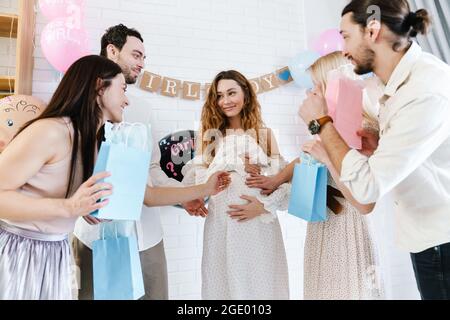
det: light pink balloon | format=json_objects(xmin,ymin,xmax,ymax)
[
  {"xmin": 39, "ymin": 0, "xmax": 84, "ymax": 20},
  {"xmin": 41, "ymin": 18, "xmax": 90, "ymax": 73},
  {"xmin": 312, "ymin": 29, "xmax": 345, "ymax": 56}
]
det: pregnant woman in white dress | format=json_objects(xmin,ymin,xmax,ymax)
[{"xmin": 182, "ymin": 70, "xmax": 290, "ymax": 300}]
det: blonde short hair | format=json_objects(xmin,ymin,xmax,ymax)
[{"xmin": 308, "ymin": 51, "xmax": 379, "ymax": 128}]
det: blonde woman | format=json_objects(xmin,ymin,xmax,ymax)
[
  {"xmin": 247, "ymin": 52, "xmax": 384, "ymax": 300},
  {"xmin": 182, "ymin": 70, "xmax": 290, "ymax": 300}
]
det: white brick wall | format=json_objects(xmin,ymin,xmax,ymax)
[
  {"xmin": 0, "ymin": 0, "xmax": 18, "ymax": 78},
  {"xmin": 29, "ymin": 0, "xmax": 420, "ymax": 300},
  {"xmin": 0, "ymin": 37, "xmax": 16, "ymax": 76},
  {"xmin": 0, "ymin": 0, "xmax": 17, "ymax": 13}
]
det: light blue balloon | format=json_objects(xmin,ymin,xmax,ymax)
[
  {"xmin": 288, "ymin": 51, "xmax": 321, "ymax": 89},
  {"xmin": 361, "ymin": 72, "xmax": 375, "ymax": 80}
]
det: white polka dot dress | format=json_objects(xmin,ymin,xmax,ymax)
[
  {"xmin": 183, "ymin": 135, "xmax": 290, "ymax": 300},
  {"xmin": 303, "ymin": 177, "xmax": 385, "ymax": 300}
]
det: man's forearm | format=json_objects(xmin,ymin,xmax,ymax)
[
  {"xmin": 319, "ymin": 123, "xmax": 351, "ymax": 173},
  {"xmin": 144, "ymin": 185, "xmax": 208, "ymax": 207},
  {"xmin": 275, "ymin": 159, "xmax": 298, "ymax": 185}
]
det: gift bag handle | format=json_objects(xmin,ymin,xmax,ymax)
[
  {"xmin": 123, "ymin": 123, "xmax": 148, "ymax": 150},
  {"xmin": 104, "ymin": 122, "xmax": 115, "ymax": 142},
  {"xmin": 100, "ymin": 222, "xmax": 119, "ymax": 240},
  {"xmin": 300, "ymin": 152, "xmax": 313, "ymax": 166},
  {"xmin": 109, "ymin": 122, "xmax": 149, "ymax": 150}
]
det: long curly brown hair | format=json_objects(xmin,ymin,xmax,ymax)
[{"xmin": 198, "ymin": 70, "xmax": 269, "ymax": 165}]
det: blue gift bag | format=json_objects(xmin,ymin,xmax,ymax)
[
  {"xmin": 93, "ymin": 223, "xmax": 145, "ymax": 300},
  {"xmin": 288, "ymin": 152, "xmax": 328, "ymax": 222},
  {"xmin": 91, "ymin": 123, "xmax": 152, "ymax": 221}
]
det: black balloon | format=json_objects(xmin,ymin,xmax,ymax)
[{"xmin": 159, "ymin": 130, "xmax": 196, "ymax": 182}]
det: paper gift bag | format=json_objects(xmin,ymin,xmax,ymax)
[
  {"xmin": 93, "ymin": 224, "xmax": 145, "ymax": 300},
  {"xmin": 288, "ymin": 153, "xmax": 328, "ymax": 222},
  {"xmin": 326, "ymin": 67, "xmax": 364, "ymax": 149},
  {"xmin": 91, "ymin": 122, "xmax": 152, "ymax": 221}
]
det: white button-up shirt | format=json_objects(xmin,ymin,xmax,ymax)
[
  {"xmin": 341, "ymin": 42, "xmax": 450, "ymax": 253},
  {"xmin": 74, "ymin": 89, "xmax": 183, "ymax": 251}
]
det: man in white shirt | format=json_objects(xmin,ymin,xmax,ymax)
[
  {"xmin": 299, "ymin": 0, "xmax": 450, "ymax": 300},
  {"xmin": 73, "ymin": 24, "xmax": 207, "ymax": 300}
]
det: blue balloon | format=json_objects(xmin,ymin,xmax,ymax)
[
  {"xmin": 288, "ymin": 51, "xmax": 321, "ymax": 89},
  {"xmin": 361, "ymin": 72, "xmax": 375, "ymax": 80}
]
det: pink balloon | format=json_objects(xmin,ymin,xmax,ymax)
[
  {"xmin": 39, "ymin": 0, "xmax": 84, "ymax": 20},
  {"xmin": 41, "ymin": 18, "xmax": 90, "ymax": 73},
  {"xmin": 312, "ymin": 29, "xmax": 345, "ymax": 56}
]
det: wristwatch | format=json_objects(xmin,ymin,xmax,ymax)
[{"xmin": 308, "ymin": 116, "xmax": 333, "ymax": 135}]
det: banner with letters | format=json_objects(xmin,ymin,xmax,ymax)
[{"xmin": 139, "ymin": 67, "xmax": 293, "ymax": 101}]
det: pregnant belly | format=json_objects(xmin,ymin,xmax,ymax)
[{"xmin": 210, "ymin": 172, "xmax": 261, "ymax": 208}]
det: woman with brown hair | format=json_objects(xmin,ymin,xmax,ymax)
[
  {"xmin": 182, "ymin": 70, "xmax": 290, "ymax": 300},
  {"xmin": 0, "ymin": 55, "xmax": 230, "ymax": 300}
]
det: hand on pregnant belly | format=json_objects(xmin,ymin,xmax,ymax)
[
  {"xmin": 227, "ymin": 195, "xmax": 269, "ymax": 223},
  {"xmin": 206, "ymin": 171, "xmax": 232, "ymax": 196},
  {"xmin": 246, "ymin": 174, "xmax": 279, "ymax": 196},
  {"xmin": 243, "ymin": 154, "xmax": 262, "ymax": 175}
]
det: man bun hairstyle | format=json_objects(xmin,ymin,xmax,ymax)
[{"xmin": 342, "ymin": 0, "xmax": 432, "ymax": 50}]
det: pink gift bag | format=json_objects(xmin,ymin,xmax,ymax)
[{"xmin": 326, "ymin": 73, "xmax": 364, "ymax": 149}]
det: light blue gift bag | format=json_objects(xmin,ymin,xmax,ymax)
[
  {"xmin": 93, "ymin": 223, "xmax": 145, "ymax": 300},
  {"xmin": 288, "ymin": 152, "xmax": 328, "ymax": 222},
  {"xmin": 91, "ymin": 122, "xmax": 152, "ymax": 221}
]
